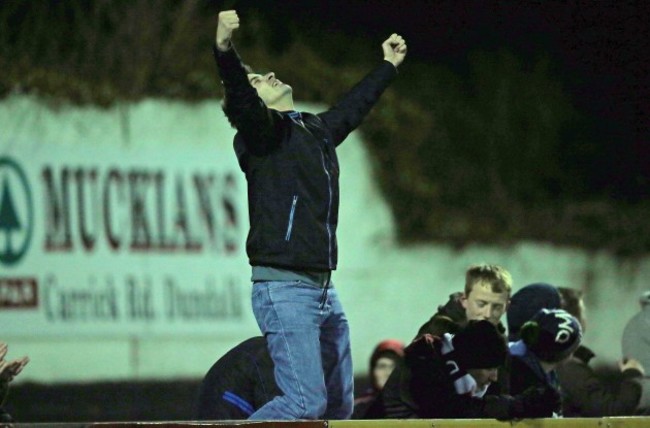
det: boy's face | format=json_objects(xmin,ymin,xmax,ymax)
[
  {"xmin": 372, "ymin": 356, "xmax": 397, "ymax": 390},
  {"xmin": 461, "ymin": 281, "xmax": 509, "ymax": 325}
]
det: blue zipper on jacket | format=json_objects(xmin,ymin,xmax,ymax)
[{"xmin": 285, "ymin": 195, "xmax": 298, "ymax": 241}]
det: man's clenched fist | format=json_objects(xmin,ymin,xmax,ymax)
[
  {"xmin": 216, "ymin": 10, "xmax": 240, "ymax": 51},
  {"xmin": 382, "ymin": 33, "xmax": 407, "ymax": 68}
]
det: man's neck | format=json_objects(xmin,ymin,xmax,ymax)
[{"xmin": 269, "ymin": 100, "xmax": 295, "ymax": 111}]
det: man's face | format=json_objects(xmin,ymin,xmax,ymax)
[
  {"xmin": 461, "ymin": 282, "xmax": 509, "ymax": 325},
  {"xmin": 248, "ymin": 72, "xmax": 292, "ymax": 107},
  {"xmin": 467, "ymin": 367, "xmax": 498, "ymax": 391}
]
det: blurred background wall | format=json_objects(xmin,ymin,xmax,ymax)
[{"xmin": 1, "ymin": 95, "xmax": 648, "ymax": 421}]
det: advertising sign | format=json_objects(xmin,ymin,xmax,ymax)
[{"xmin": 0, "ymin": 141, "xmax": 252, "ymax": 337}]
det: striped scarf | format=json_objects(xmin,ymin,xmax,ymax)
[{"xmin": 440, "ymin": 333, "xmax": 489, "ymax": 398}]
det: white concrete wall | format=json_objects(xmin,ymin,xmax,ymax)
[{"xmin": 1, "ymin": 95, "xmax": 648, "ymax": 383}]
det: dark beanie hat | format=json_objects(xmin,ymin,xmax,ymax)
[
  {"xmin": 520, "ymin": 308, "xmax": 583, "ymax": 363},
  {"xmin": 451, "ymin": 320, "xmax": 507, "ymax": 370},
  {"xmin": 507, "ymin": 283, "xmax": 562, "ymax": 341}
]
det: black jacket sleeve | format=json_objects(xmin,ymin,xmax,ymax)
[
  {"xmin": 213, "ymin": 45, "xmax": 283, "ymax": 154},
  {"xmin": 317, "ymin": 61, "xmax": 397, "ymax": 146}
]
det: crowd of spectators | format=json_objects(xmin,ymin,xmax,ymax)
[{"xmin": 193, "ymin": 264, "xmax": 650, "ymax": 419}]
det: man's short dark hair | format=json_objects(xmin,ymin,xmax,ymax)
[{"xmin": 557, "ymin": 287, "xmax": 583, "ymax": 320}]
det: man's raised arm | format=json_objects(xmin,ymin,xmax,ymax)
[
  {"xmin": 318, "ymin": 33, "xmax": 408, "ymax": 145},
  {"xmin": 213, "ymin": 10, "xmax": 279, "ymax": 149}
]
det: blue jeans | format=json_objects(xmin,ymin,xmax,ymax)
[{"xmin": 248, "ymin": 280, "xmax": 353, "ymax": 420}]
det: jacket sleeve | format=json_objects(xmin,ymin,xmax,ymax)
[
  {"xmin": 318, "ymin": 60, "xmax": 397, "ymax": 146},
  {"xmin": 557, "ymin": 359, "xmax": 642, "ymax": 416},
  {"xmin": 213, "ymin": 45, "xmax": 282, "ymax": 153},
  {"xmin": 0, "ymin": 382, "xmax": 12, "ymax": 422}
]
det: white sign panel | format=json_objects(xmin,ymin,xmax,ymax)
[{"xmin": 0, "ymin": 141, "xmax": 252, "ymax": 337}]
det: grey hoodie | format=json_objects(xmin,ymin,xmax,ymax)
[{"xmin": 622, "ymin": 291, "xmax": 650, "ymax": 414}]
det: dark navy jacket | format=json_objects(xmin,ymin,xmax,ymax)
[
  {"xmin": 214, "ymin": 45, "xmax": 396, "ymax": 271},
  {"xmin": 196, "ymin": 336, "xmax": 279, "ymax": 419}
]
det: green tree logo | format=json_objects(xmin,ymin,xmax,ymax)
[
  {"xmin": 0, "ymin": 177, "xmax": 21, "ymax": 253},
  {"xmin": 0, "ymin": 157, "xmax": 33, "ymax": 266}
]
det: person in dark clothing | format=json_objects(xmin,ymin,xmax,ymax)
[
  {"xmin": 416, "ymin": 263, "xmax": 512, "ymax": 338},
  {"xmin": 0, "ymin": 342, "xmax": 29, "ymax": 423},
  {"xmin": 500, "ymin": 282, "xmax": 564, "ymax": 397},
  {"xmin": 416, "ymin": 292, "xmax": 468, "ymax": 337},
  {"xmin": 195, "ymin": 337, "xmax": 280, "ymax": 419},
  {"xmin": 213, "ymin": 10, "xmax": 406, "ymax": 420},
  {"xmin": 352, "ymin": 339, "xmax": 405, "ymax": 419},
  {"xmin": 555, "ymin": 287, "xmax": 646, "ymax": 417},
  {"xmin": 367, "ymin": 320, "xmax": 560, "ymax": 419},
  {"xmin": 413, "ymin": 264, "xmax": 512, "ymax": 397},
  {"xmin": 509, "ymin": 308, "xmax": 583, "ymax": 417}
]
